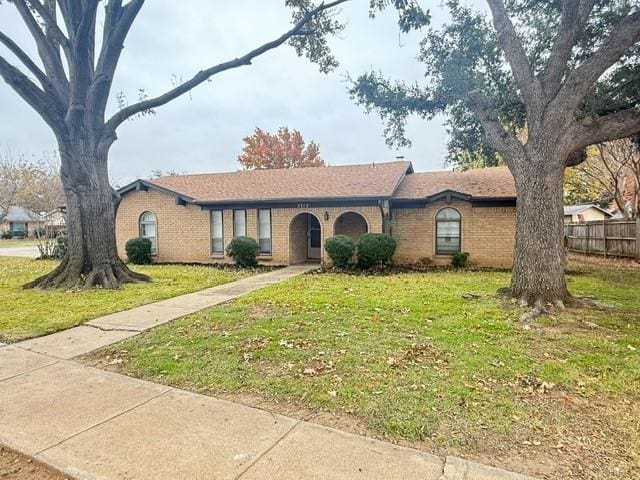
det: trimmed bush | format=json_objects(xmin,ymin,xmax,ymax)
[
  {"xmin": 125, "ymin": 237, "xmax": 153, "ymax": 264},
  {"xmin": 1, "ymin": 231, "xmax": 12, "ymax": 239},
  {"xmin": 451, "ymin": 251, "xmax": 470, "ymax": 268},
  {"xmin": 324, "ymin": 235, "xmax": 356, "ymax": 268},
  {"xmin": 356, "ymin": 233, "xmax": 397, "ymax": 269},
  {"xmin": 226, "ymin": 236, "xmax": 259, "ymax": 267}
]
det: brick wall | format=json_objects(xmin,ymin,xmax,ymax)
[
  {"xmin": 391, "ymin": 200, "xmax": 516, "ymax": 267},
  {"xmin": 116, "ymin": 191, "xmax": 514, "ymax": 267},
  {"xmin": 115, "ymin": 189, "xmax": 382, "ymax": 265},
  {"xmin": 334, "ymin": 211, "xmax": 369, "ymax": 241}
]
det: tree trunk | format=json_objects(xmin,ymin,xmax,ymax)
[
  {"xmin": 509, "ymin": 151, "xmax": 569, "ymax": 308},
  {"xmin": 24, "ymin": 138, "xmax": 149, "ymax": 290}
]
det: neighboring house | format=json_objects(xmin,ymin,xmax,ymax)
[
  {"xmin": 116, "ymin": 161, "xmax": 517, "ymax": 267},
  {"xmin": 0, "ymin": 206, "xmax": 44, "ymax": 237},
  {"xmin": 563, "ymin": 204, "xmax": 613, "ymax": 223},
  {"xmin": 42, "ymin": 207, "xmax": 66, "ymax": 236}
]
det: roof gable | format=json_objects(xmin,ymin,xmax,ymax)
[{"xmin": 392, "ymin": 166, "xmax": 516, "ymax": 200}]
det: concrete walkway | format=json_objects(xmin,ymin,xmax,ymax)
[
  {"xmin": 16, "ymin": 264, "xmax": 317, "ymax": 359},
  {"xmin": 0, "ymin": 245, "xmax": 40, "ymax": 258},
  {"xmin": 0, "ymin": 264, "xmax": 536, "ymax": 480}
]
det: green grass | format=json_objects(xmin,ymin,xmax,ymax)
[
  {"xmin": 0, "ymin": 256, "xmax": 250, "ymax": 342},
  {"xmin": 94, "ymin": 260, "xmax": 640, "ymax": 479}
]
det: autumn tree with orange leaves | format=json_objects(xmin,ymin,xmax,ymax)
[{"xmin": 238, "ymin": 127, "xmax": 325, "ymax": 170}]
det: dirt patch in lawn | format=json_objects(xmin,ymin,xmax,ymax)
[{"xmin": 0, "ymin": 446, "xmax": 72, "ymax": 480}]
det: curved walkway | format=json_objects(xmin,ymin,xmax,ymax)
[{"xmin": 0, "ymin": 265, "xmax": 535, "ymax": 480}]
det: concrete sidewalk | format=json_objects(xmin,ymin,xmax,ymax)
[
  {"xmin": 0, "ymin": 264, "xmax": 536, "ymax": 479},
  {"xmin": 0, "ymin": 245, "xmax": 40, "ymax": 258},
  {"xmin": 0, "ymin": 348, "xmax": 534, "ymax": 480}
]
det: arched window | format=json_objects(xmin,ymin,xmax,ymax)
[
  {"xmin": 139, "ymin": 211, "xmax": 157, "ymax": 254},
  {"xmin": 435, "ymin": 208, "xmax": 461, "ymax": 255}
]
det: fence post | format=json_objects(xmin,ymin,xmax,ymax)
[
  {"xmin": 603, "ymin": 219, "xmax": 607, "ymax": 258},
  {"xmin": 636, "ymin": 217, "xmax": 640, "ymax": 260}
]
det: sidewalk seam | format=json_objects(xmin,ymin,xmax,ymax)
[
  {"xmin": 34, "ymin": 387, "xmax": 172, "ymax": 456},
  {"xmin": 0, "ymin": 360, "xmax": 59, "ymax": 384},
  {"xmin": 234, "ymin": 420, "xmax": 302, "ymax": 480}
]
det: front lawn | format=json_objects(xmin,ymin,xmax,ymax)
[
  {"xmin": 0, "ymin": 257, "xmax": 250, "ymax": 343},
  {"xmin": 87, "ymin": 259, "xmax": 640, "ymax": 480}
]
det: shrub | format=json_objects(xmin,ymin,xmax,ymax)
[
  {"xmin": 324, "ymin": 235, "xmax": 356, "ymax": 268},
  {"xmin": 125, "ymin": 237, "xmax": 153, "ymax": 264},
  {"xmin": 1, "ymin": 231, "xmax": 12, "ymax": 239},
  {"xmin": 226, "ymin": 236, "xmax": 259, "ymax": 267},
  {"xmin": 451, "ymin": 251, "xmax": 470, "ymax": 268},
  {"xmin": 53, "ymin": 233, "xmax": 68, "ymax": 259},
  {"xmin": 356, "ymin": 233, "xmax": 397, "ymax": 269}
]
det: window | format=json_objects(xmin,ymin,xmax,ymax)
[
  {"xmin": 435, "ymin": 207, "xmax": 461, "ymax": 255},
  {"xmin": 233, "ymin": 209, "xmax": 246, "ymax": 237},
  {"xmin": 210, "ymin": 210, "xmax": 223, "ymax": 255},
  {"xmin": 11, "ymin": 222, "xmax": 26, "ymax": 234},
  {"xmin": 139, "ymin": 211, "xmax": 157, "ymax": 253},
  {"xmin": 257, "ymin": 209, "xmax": 272, "ymax": 255}
]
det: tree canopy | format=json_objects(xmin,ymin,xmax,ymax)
[
  {"xmin": 351, "ymin": 0, "xmax": 640, "ymax": 170},
  {"xmin": 238, "ymin": 127, "xmax": 324, "ymax": 170}
]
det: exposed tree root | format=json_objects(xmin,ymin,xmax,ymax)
[
  {"xmin": 496, "ymin": 287, "xmax": 572, "ymax": 322},
  {"xmin": 519, "ymin": 299, "xmax": 549, "ymax": 322},
  {"xmin": 24, "ymin": 258, "xmax": 150, "ymax": 290}
]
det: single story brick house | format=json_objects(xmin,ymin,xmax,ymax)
[
  {"xmin": 116, "ymin": 161, "xmax": 517, "ymax": 267},
  {"xmin": 1, "ymin": 206, "xmax": 44, "ymax": 238}
]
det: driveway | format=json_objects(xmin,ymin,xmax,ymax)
[{"xmin": 0, "ymin": 245, "xmax": 40, "ymax": 258}]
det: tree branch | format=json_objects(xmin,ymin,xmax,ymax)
[
  {"xmin": 543, "ymin": 0, "xmax": 596, "ymax": 94},
  {"xmin": 572, "ymin": 108, "xmax": 640, "ymax": 150},
  {"xmin": 25, "ymin": 0, "xmax": 72, "ymax": 57},
  {"xmin": 0, "ymin": 55, "xmax": 65, "ymax": 134},
  {"xmin": 485, "ymin": 0, "xmax": 540, "ymax": 105},
  {"xmin": 0, "ymin": 29, "xmax": 51, "ymax": 89},
  {"xmin": 467, "ymin": 90, "xmax": 522, "ymax": 167},
  {"xmin": 91, "ymin": 0, "xmax": 145, "ymax": 123},
  {"xmin": 561, "ymin": 11, "xmax": 640, "ymax": 104},
  {"xmin": 12, "ymin": 0, "xmax": 69, "ymax": 99},
  {"xmin": 103, "ymin": 0, "xmax": 348, "ymax": 136}
]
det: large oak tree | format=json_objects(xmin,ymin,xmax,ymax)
[
  {"xmin": 0, "ymin": 0, "xmax": 425, "ymax": 289},
  {"xmin": 351, "ymin": 0, "xmax": 640, "ymax": 312}
]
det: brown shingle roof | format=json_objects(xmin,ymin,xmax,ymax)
[
  {"xmin": 392, "ymin": 166, "xmax": 516, "ymax": 200},
  {"xmin": 146, "ymin": 161, "xmax": 412, "ymax": 202}
]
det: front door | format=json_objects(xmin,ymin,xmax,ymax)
[{"xmin": 307, "ymin": 215, "xmax": 321, "ymax": 259}]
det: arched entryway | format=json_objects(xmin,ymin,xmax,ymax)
[
  {"xmin": 289, "ymin": 212, "xmax": 322, "ymax": 264},
  {"xmin": 333, "ymin": 211, "xmax": 368, "ymax": 242}
]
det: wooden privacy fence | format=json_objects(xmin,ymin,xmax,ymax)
[{"xmin": 565, "ymin": 218, "xmax": 640, "ymax": 258}]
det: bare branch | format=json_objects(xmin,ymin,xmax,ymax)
[
  {"xmin": 91, "ymin": 0, "xmax": 145, "ymax": 122},
  {"xmin": 0, "ymin": 29, "xmax": 50, "ymax": 89},
  {"xmin": 12, "ymin": 0, "xmax": 69, "ymax": 99},
  {"xmin": 0, "ymin": 55, "xmax": 65, "ymax": 134},
  {"xmin": 543, "ymin": 0, "xmax": 596, "ymax": 94},
  {"xmin": 25, "ymin": 0, "xmax": 71, "ymax": 56},
  {"xmin": 103, "ymin": 0, "xmax": 348, "ymax": 136},
  {"xmin": 485, "ymin": 0, "xmax": 540, "ymax": 104}
]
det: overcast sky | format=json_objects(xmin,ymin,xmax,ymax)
[{"xmin": 0, "ymin": 1, "xmax": 484, "ymax": 185}]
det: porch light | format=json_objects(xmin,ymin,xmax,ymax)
[{"xmin": 324, "ymin": 211, "xmax": 329, "ymax": 221}]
